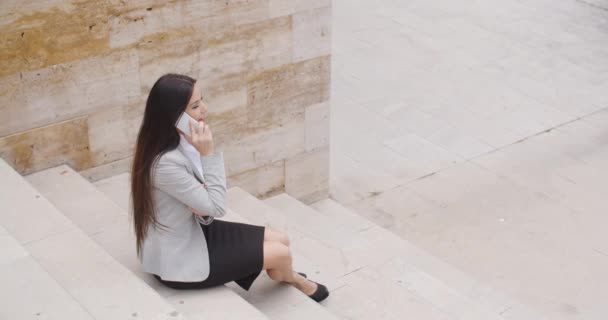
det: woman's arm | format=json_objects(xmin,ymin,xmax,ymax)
[{"xmin": 153, "ymin": 152, "xmax": 227, "ymax": 218}]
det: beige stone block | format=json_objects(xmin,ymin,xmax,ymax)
[
  {"xmin": 198, "ymin": 16, "xmax": 293, "ymax": 82},
  {"xmin": 138, "ymin": 3, "xmax": 188, "ymax": 35},
  {"xmin": 205, "ymin": 0, "xmax": 270, "ymax": 26},
  {"xmin": 0, "ymin": 117, "xmax": 92, "ymax": 175},
  {"xmin": 86, "ymin": 100, "xmax": 143, "ymax": 165},
  {"xmin": 305, "ymin": 100, "xmax": 330, "ymax": 151},
  {"xmin": 269, "ymin": 0, "xmax": 332, "ymax": 18},
  {"xmin": 199, "ymin": 73, "xmax": 248, "ymax": 115},
  {"xmin": 295, "ymin": 0, "xmax": 332, "ymax": 11},
  {"xmin": 109, "ymin": 0, "xmax": 271, "ymax": 48},
  {"xmin": 87, "ymin": 104, "xmax": 130, "ymax": 164},
  {"xmin": 121, "ymin": 0, "xmax": 270, "ymax": 31},
  {"xmin": 247, "ymin": 55, "xmax": 330, "ymax": 129},
  {"xmin": 74, "ymin": 50, "xmax": 141, "ymax": 105},
  {"xmin": 137, "ymin": 29, "xmax": 201, "ymax": 92},
  {"xmin": 268, "ymin": 0, "xmax": 294, "ymax": 19},
  {"xmin": 292, "ymin": 6, "xmax": 331, "ymax": 62},
  {"xmin": 80, "ymin": 157, "xmax": 133, "ymax": 182},
  {"xmin": 223, "ymin": 114, "xmax": 306, "ymax": 176},
  {"xmin": 252, "ymin": 115, "xmax": 305, "ymax": 163},
  {"xmin": 0, "ymin": 73, "xmax": 26, "ymax": 136},
  {"xmin": 108, "ymin": 13, "xmax": 145, "ymax": 48},
  {"xmin": 145, "ymin": 1, "xmax": 266, "ymax": 31},
  {"xmin": 110, "ymin": 1, "xmax": 218, "ymax": 49},
  {"xmin": 1, "ymin": 50, "xmax": 141, "ymax": 136},
  {"xmin": 285, "ymin": 147, "xmax": 329, "ymax": 203},
  {"xmin": 0, "ymin": 2, "xmax": 112, "ymax": 77},
  {"xmin": 228, "ymin": 160, "xmax": 285, "ymax": 198},
  {"xmin": 223, "ymin": 142, "xmax": 254, "ymax": 178},
  {"xmin": 0, "ymin": 0, "xmax": 65, "ymax": 26},
  {"xmin": 207, "ymin": 103, "xmax": 250, "ymax": 148}
]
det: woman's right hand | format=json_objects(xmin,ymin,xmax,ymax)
[{"xmin": 186, "ymin": 120, "xmax": 214, "ymax": 156}]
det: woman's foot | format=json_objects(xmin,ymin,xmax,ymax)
[
  {"xmin": 307, "ymin": 281, "xmax": 329, "ymax": 303},
  {"xmin": 293, "ymin": 273, "xmax": 329, "ymax": 302}
]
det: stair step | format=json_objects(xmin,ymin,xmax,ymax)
[
  {"xmin": 94, "ymin": 172, "xmax": 131, "ymax": 212},
  {"xmin": 27, "ymin": 165, "xmax": 268, "ymax": 320},
  {"xmin": 222, "ymin": 214, "xmax": 339, "ymax": 319},
  {"xmin": 227, "ymin": 187, "xmax": 514, "ymax": 319},
  {"xmin": 0, "ymin": 159, "xmax": 181, "ymax": 319},
  {"xmin": 0, "ymin": 225, "xmax": 97, "ymax": 319},
  {"xmin": 227, "ymin": 188, "xmax": 347, "ymax": 291},
  {"xmin": 311, "ymin": 198, "xmax": 542, "ymax": 320},
  {"xmin": 96, "ymin": 171, "xmax": 336, "ymax": 320},
  {"xmin": 228, "ymin": 188, "xmax": 462, "ymax": 319}
]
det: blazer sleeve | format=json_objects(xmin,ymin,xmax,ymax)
[{"xmin": 153, "ymin": 152, "xmax": 227, "ymax": 218}]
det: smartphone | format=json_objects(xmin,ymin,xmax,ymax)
[{"xmin": 176, "ymin": 112, "xmax": 199, "ymax": 137}]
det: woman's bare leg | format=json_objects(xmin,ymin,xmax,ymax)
[
  {"xmin": 263, "ymin": 241, "xmax": 317, "ymax": 295},
  {"xmin": 264, "ymin": 227, "xmax": 290, "ymax": 247}
]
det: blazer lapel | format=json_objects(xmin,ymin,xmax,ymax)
[{"xmin": 176, "ymin": 144, "xmax": 205, "ymax": 184}]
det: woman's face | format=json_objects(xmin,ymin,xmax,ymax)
[{"xmin": 184, "ymin": 81, "xmax": 208, "ymax": 123}]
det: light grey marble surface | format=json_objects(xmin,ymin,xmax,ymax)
[
  {"xmin": 331, "ymin": 0, "xmax": 608, "ymax": 319},
  {"xmin": 229, "ymin": 187, "xmax": 536, "ymax": 319},
  {"xmin": 0, "ymin": 160, "xmax": 182, "ymax": 320}
]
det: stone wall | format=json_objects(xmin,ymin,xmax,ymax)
[{"xmin": 0, "ymin": 0, "xmax": 331, "ymax": 203}]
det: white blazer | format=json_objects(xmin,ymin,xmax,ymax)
[{"xmin": 139, "ymin": 145, "xmax": 227, "ymax": 282}]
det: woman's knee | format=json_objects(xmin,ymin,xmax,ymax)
[
  {"xmin": 266, "ymin": 268, "xmax": 282, "ymax": 281},
  {"xmin": 265, "ymin": 227, "xmax": 291, "ymax": 247},
  {"xmin": 263, "ymin": 241, "xmax": 292, "ymax": 270},
  {"xmin": 278, "ymin": 233, "xmax": 290, "ymax": 247}
]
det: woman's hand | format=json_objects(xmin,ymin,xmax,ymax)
[{"xmin": 184, "ymin": 120, "xmax": 214, "ymax": 156}]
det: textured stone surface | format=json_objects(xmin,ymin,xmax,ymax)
[
  {"xmin": 0, "ymin": 246, "xmax": 95, "ymax": 320},
  {"xmin": 0, "ymin": 0, "xmax": 331, "ymax": 202},
  {"xmin": 198, "ymin": 16, "xmax": 293, "ymax": 82},
  {"xmin": 292, "ymin": 6, "xmax": 331, "ymax": 62},
  {"xmin": 247, "ymin": 56, "xmax": 331, "ymax": 130},
  {"xmin": 0, "ymin": 117, "xmax": 91, "ymax": 175},
  {"xmin": 331, "ymin": 0, "xmax": 608, "ymax": 318},
  {"xmin": 137, "ymin": 29, "xmax": 201, "ymax": 92},
  {"xmin": 228, "ymin": 160, "xmax": 285, "ymax": 198},
  {"xmin": 0, "ymin": 161, "xmax": 184, "ymax": 320},
  {"xmin": 285, "ymin": 146, "xmax": 329, "ymax": 203},
  {"xmin": 80, "ymin": 157, "xmax": 133, "ymax": 182},
  {"xmin": 305, "ymin": 101, "xmax": 330, "ymax": 151},
  {"xmin": 260, "ymin": 193, "xmax": 524, "ymax": 320},
  {"xmin": 0, "ymin": 50, "xmax": 141, "ymax": 136},
  {"xmin": 0, "ymin": 1, "xmax": 112, "ymax": 77},
  {"xmin": 269, "ymin": 0, "xmax": 332, "ymax": 18},
  {"xmin": 87, "ymin": 100, "xmax": 144, "ymax": 165},
  {"xmin": 224, "ymin": 114, "xmax": 306, "ymax": 176}
]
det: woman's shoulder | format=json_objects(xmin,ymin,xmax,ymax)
[{"xmin": 154, "ymin": 148, "xmax": 187, "ymax": 167}]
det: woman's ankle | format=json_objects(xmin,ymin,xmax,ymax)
[{"xmin": 295, "ymin": 278, "xmax": 317, "ymax": 295}]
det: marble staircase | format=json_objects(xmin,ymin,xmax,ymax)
[
  {"xmin": 229, "ymin": 188, "xmax": 542, "ymax": 320},
  {"xmin": 0, "ymin": 159, "xmax": 182, "ymax": 319},
  {"xmin": 1, "ymin": 157, "xmax": 542, "ymax": 319},
  {"xmin": 26, "ymin": 165, "xmax": 335, "ymax": 320}
]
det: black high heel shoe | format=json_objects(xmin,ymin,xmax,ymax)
[
  {"xmin": 295, "ymin": 272, "xmax": 329, "ymax": 302},
  {"xmin": 307, "ymin": 280, "xmax": 329, "ymax": 303}
]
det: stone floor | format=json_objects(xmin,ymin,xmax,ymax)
[{"xmin": 329, "ymin": 0, "xmax": 608, "ymax": 319}]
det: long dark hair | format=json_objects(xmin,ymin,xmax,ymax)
[{"xmin": 131, "ymin": 73, "xmax": 196, "ymax": 257}]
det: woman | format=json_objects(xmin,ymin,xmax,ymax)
[{"xmin": 131, "ymin": 74, "xmax": 329, "ymax": 302}]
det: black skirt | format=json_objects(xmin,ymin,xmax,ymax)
[{"xmin": 154, "ymin": 219, "xmax": 265, "ymax": 291}]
